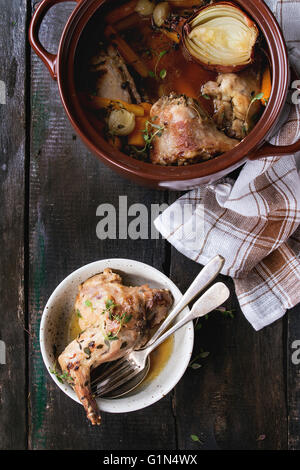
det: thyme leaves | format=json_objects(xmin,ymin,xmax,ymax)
[
  {"xmin": 133, "ymin": 119, "xmax": 165, "ymax": 155},
  {"xmin": 49, "ymin": 364, "xmax": 74, "ymax": 384},
  {"xmin": 148, "ymin": 49, "xmax": 168, "ymax": 81},
  {"xmin": 244, "ymin": 92, "xmax": 264, "ymax": 133},
  {"xmin": 105, "ymin": 312, "xmax": 132, "ymax": 341}
]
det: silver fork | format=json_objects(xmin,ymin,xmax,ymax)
[
  {"xmin": 94, "ymin": 281, "xmax": 229, "ymax": 397},
  {"xmin": 91, "ymin": 255, "xmax": 224, "ymax": 394}
]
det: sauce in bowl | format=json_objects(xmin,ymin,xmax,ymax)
[{"xmin": 68, "ymin": 309, "xmax": 174, "ymax": 389}]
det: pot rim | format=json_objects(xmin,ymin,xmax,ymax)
[{"xmin": 56, "ymin": 0, "xmax": 289, "ymax": 182}]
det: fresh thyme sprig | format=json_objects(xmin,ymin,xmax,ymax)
[
  {"xmin": 190, "ymin": 434, "xmax": 204, "ymax": 445},
  {"xmin": 105, "ymin": 311, "xmax": 132, "ymax": 341},
  {"xmin": 133, "ymin": 119, "xmax": 165, "ymax": 155},
  {"xmin": 49, "ymin": 364, "xmax": 74, "ymax": 384},
  {"xmin": 148, "ymin": 49, "xmax": 168, "ymax": 81},
  {"xmin": 216, "ymin": 307, "xmax": 235, "ymax": 319},
  {"xmin": 102, "ymin": 298, "xmax": 132, "ymax": 341},
  {"xmin": 243, "ymin": 92, "xmax": 264, "ymax": 134},
  {"xmin": 188, "ymin": 349, "xmax": 210, "ymax": 370},
  {"xmin": 103, "ymin": 298, "xmax": 117, "ymax": 318},
  {"xmin": 76, "ymin": 309, "xmax": 82, "ymax": 318}
]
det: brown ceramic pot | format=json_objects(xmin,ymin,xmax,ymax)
[{"xmin": 29, "ymin": 0, "xmax": 300, "ymax": 190}]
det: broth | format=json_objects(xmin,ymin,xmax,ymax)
[
  {"xmin": 68, "ymin": 309, "xmax": 174, "ymax": 388},
  {"xmin": 75, "ymin": 0, "xmax": 271, "ymax": 166}
]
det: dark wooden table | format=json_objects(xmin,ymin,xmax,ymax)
[{"xmin": 0, "ymin": 0, "xmax": 300, "ymax": 451}]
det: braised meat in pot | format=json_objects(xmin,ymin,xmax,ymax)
[{"xmin": 77, "ymin": 0, "xmax": 271, "ymax": 165}]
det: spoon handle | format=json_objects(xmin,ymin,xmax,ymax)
[
  {"xmin": 143, "ymin": 282, "xmax": 230, "ymax": 356},
  {"xmin": 146, "ymin": 255, "xmax": 224, "ymax": 347}
]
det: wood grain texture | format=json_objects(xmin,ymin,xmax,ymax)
[
  {"xmin": 288, "ymin": 305, "xmax": 300, "ymax": 450},
  {"xmin": 168, "ymin": 200, "xmax": 288, "ymax": 450},
  {"xmin": 28, "ymin": 1, "xmax": 175, "ymax": 450},
  {"xmin": 0, "ymin": 0, "xmax": 295, "ymax": 451},
  {"xmin": 0, "ymin": 0, "xmax": 28, "ymax": 450}
]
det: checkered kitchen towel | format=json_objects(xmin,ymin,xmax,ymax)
[{"xmin": 154, "ymin": 0, "xmax": 300, "ymax": 330}]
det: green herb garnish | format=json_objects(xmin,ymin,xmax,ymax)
[
  {"xmin": 76, "ymin": 309, "xmax": 82, "ymax": 318},
  {"xmin": 251, "ymin": 92, "xmax": 264, "ymax": 102},
  {"xmin": 84, "ymin": 347, "xmax": 91, "ymax": 358},
  {"xmin": 217, "ymin": 307, "xmax": 235, "ymax": 319},
  {"xmin": 49, "ymin": 365, "xmax": 74, "ymax": 384},
  {"xmin": 190, "ymin": 434, "xmax": 203, "ymax": 444},
  {"xmin": 148, "ymin": 49, "xmax": 168, "ymax": 81},
  {"xmin": 105, "ymin": 312, "xmax": 132, "ymax": 341},
  {"xmin": 244, "ymin": 92, "xmax": 264, "ymax": 133},
  {"xmin": 106, "ymin": 299, "xmax": 116, "ymax": 309},
  {"xmin": 133, "ymin": 119, "xmax": 165, "ymax": 155},
  {"xmin": 160, "ymin": 68, "xmax": 167, "ymax": 80},
  {"xmin": 190, "ymin": 363, "xmax": 202, "ymax": 370},
  {"xmin": 105, "ymin": 331, "xmax": 119, "ymax": 341},
  {"xmin": 189, "ymin": 349, "xmax": 210, "ymax": 369}
]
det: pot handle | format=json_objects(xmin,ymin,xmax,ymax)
[
  {"xmin": 249, "ymin": 139, "xmax": 300, "ymax": 159},
  {"xmin": 29, "ymin": 0, "xmax": 82, "ymax": 80},
  {"xmin": 249, "ymin": 69, "xmax": 300, "ymax": 160}
]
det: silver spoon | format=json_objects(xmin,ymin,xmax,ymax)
[
  {"xmin": 92, "ymin": 255, "xmax": 224, "ymax": 398},
  {"xmin": 97, "ymin": 281, "xmax": 229, "ymax": 398}
]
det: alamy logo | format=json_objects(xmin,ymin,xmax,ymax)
[
  {"xmin": 0, "ymin": 340, "xmax": 5, "ymax": 365},
  {"xmin": 0, "ymin": 81, "xmax": 6, "ymax": 105},
  {"xmin": 291, "ymin": 340, "xmax": 300, "ymax": 365},
  {"xmin": 96, "ymin": 196, "xmax": 205, "ymax": 250},
  {"xmin": 291, "ymin": 80, "xmax": 300, "ymax": 105}
]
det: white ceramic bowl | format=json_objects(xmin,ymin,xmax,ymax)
[{"xmin": 40, "ymin": 259, "xmax": 194, "ymax": 414}]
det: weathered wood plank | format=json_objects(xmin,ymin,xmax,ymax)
[
  {"xmin": 167, "ymin": 186, "xmax": 288, "ymax": 450},
  {"xmin": 288, "ymin": 304, "xmax": 300, "ymax": 450},
  {"xmin": 29, "ymin": 1, "xmax": 175, "ymax": 450},
  {"xmin": 0, "ymin": 0, "xmax": 28, "ymax": 449}
]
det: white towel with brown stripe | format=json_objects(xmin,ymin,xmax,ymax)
[{"xmin": 154, "ymin": 0, "xmax": 300, "ymax": 330}]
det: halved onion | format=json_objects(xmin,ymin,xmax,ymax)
[{"xmin": 183, "ymin": 2, "xmax": 259, "ymax": 72}]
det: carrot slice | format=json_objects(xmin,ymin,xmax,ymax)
[
  {"xmin": 140, "ymin": 102, "xmax": 153, "ymax": 114},
  {"xmin": 114, "ymin": 12, "xmax": 140, "ymax": 32},
  {"xmin": 161, "ymin": 29, "xmax": 181, "ymax": 44},
  {"xmin": 80, "ymin": 94, "xmax": 145, "ymax": 117},
  {"xmin": 261, "ymin": 66, "xmax": 272, "ymax": 105},
  {"xmin": 169, "ymin": 0, "xmax": 202, "ymax": 7},
  {"xmin": 104, "ymin": 25, "xmax": 149, "ymax": 78},
  {"xmin": 128, "ymin": 116, "xmax": 148, "ymax": 147},
  {"xmin": 105, "ymin": 0, "xmax": 138, "ymax": 24}
]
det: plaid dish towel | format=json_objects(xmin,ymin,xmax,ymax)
[{"xmin": 154, "ymin": 0, "xmax": 300, "ymax": 330}]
